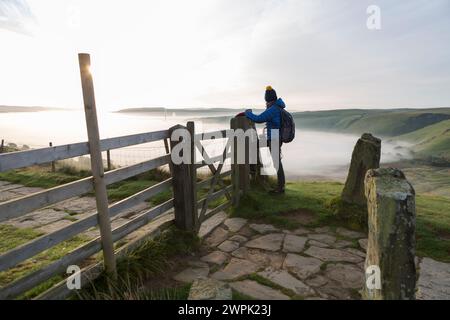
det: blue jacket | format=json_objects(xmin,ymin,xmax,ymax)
[{"xmin": 245, "ymin": 98, "xmax": 286, "ymax": 140}]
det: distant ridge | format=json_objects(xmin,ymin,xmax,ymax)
[
  {"xmin": 0, "ymin": 106, "xmax": 66, "ymax": 113},
  {"xmin": 116, "ymin": 107, "xmax": 241, "ymax": 113}
]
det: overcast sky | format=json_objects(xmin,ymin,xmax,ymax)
[{"xmin": 0, "ymin": 0, "xmax": 449, "ymax": 111}]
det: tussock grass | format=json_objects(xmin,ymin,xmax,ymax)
[{"xmin": 76, "ymin": 227, "xmax": 199, "ymax": 300}]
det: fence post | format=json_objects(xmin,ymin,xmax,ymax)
[
  {"xmin": 0, "ymin": 139, "xmax": 4, "ymax": 153},
  {"xmin": 234, "ymin": 116, "xmax": 251, "ymax": 194},
  {"xmin": 230, "ymin": 118, "xmax": 240, "ymax": 206},
  {"xmin": 78, "ymin": 53, "xmax": 117, "ymax": 279},
  {"xmin": 106, "ymin": 149, "xmax": 111, "ymax": 171},
  {"xmin": 49, "ymin": 142, "xmax": 56, "ymax": 172},
  {"xmin": 169, "ymin": 123, "xmax": 197, "ymax": 232}
]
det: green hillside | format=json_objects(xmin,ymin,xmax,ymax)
[
  {"xmin": 395, "ymin": 119, "xmax": 450, "ymax": 161},
  {"xmin": 294, "ymin": 108, "xmax": 450, "ymax": 137}
]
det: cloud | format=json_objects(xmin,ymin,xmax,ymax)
[{"xmin": 0, "ymin": 0, "xmax": 36, "ymax": 35}]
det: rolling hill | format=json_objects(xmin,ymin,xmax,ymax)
[
  {"xmin": 293, "ymin": 108, "xmax": 450, "ymax": 137},
  {"xmin": 293, "ymin": 108, "xmax": 450, "ymax": 162}
]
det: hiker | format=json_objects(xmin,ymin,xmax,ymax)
[{"xmin": 244, "ymin": 86, "xmax": 286, "ymax": 194}]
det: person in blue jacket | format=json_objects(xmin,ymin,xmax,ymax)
[{"xmin": 245, "ymin": 86, "xmax": 286, "ymax": 194}]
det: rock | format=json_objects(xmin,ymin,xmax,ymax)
[
  {"xmin": 231, "ymin": 247, "xmax": 284, "ymax": 269},
  {"xmin": 307, "ymin": 234, "xmax": 336, "ymax": 245},
  {"xmin": 345, "ymin": 248, "xmax": 366, "ymax": 258},
  {"xmin": 218, "ymin": 240, "xmax": 240, "ymax": 253},
  {"xmin": 211, "ymin": 258, "xmax": 259, "ymax": 281},
  {"xmin": 317, "ymin": 284, "xmax": 355, "ymax": 300},
  {"xmin": 308, "ymin": 240, "xmax": 329, "ymax": 248},
  {"xmin": 292, "ymin": 226, "xmax": 310, "ymax": 235},
  {"xmin": 52, "ymin": 196, "xmax": 97, "ymax": 214},
  {"xmin": 37, "ymin": 219, "xmax": 73, "ymax": 233},
  {"xmin": 324, "ymin": 264, "xmax": 364, "ymax": 289},
  {"xmin": 237, "ymin": 226, "xmax": 255, "ymax": 238},
  {"xmin": 223, "ymin": 218, "xmax": 247, "ymax": 232},
  {"xmin": 306, "ymin": 275, "xmax": 329, "ymax": 288},
  {"xmin": 187, "ymin": 260, "xmax": 209, "ymax": 268},
  {"xmin": 283, "ymin": 235, "xmax": 307, "ymax": 253},
  {"xmin": 363, "ymin": 168, "xmax": 416, "ymax": 300},
  {"xmin": 358, "ymin": 239, "xmax": 368, "ymax": 251},
  {"xmin": 245, "ymin": 233, "xmax": 284, "ymax": 252},
  {"xmin": 0, "ymin": 183, "xmax": 22, "ymax": 192},
  {"xmin": 283, "ymin": 254, "xmax": 322, "ymax": 279},
  {"xmin": 336, "ymin": 227, "xmax": 365, "ymax": 239},
  {"xmin": 9, "ymin": 208, "xmax": 68, "ymax": 228},
  {"xmin": 314, "ymin": 226, "xmax": 331, "ymax": 233},
  {"xmin": 341, "ymin": 133, "xmax": 381, "ymax": 207},
  {"xmin": 188, "ymin": 279, "xmax": 232, "ymax": 300},
  {"xmin": 11, "ymin": 186, "xmax": 44, "ymax": 195},
  {"xmin": 228, "ymin": 235, "xmax": 248, "ymax": 243},
  {"xmin": 333, "ymin": 240, "xmax": 354, "ymax": 249},
  {"xmin": 304, "ymin": 246, "xmax": 363, "ymax": 263},
  {"xmin": 249, "ymin": 224, "xmax": 280, "ymax": 234},
  {"xmin": 201, "ymin": 251, "xmax": 229, "ymax": 266},
  {"xmin": 417, "ymin": 258, "xmax": 450, "ymax": 300},
  {"xmin": 198, "ymin": 211, "xmax": 228, "ymax": 238},
  {"xmin": 258, "ymin": 268, "xmax": 315, "ymax": 296},
  {"xmin": 204, "ymin": 227, "xmax": 229, "ymax": 247},
  {"xmin": 174, "ymin": 267, "xmax": 209, "ymax": 283},
  {"xmin": 0, "ymin": 190, "xmax": 19, "ymax": 202},
  {"xmin": 230, "ymin": 280, "xmax": 290, "ymax": 300}
]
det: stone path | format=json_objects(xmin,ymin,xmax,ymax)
[
  {"xmin": 179, "ymin": 215, "xmax": 450, "ymax": 300},
  {"xmin": 0, "ymin": 180, "xmax": 152, "ymax": 240}
]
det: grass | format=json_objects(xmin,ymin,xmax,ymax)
[
  {"xmin": 0, "ymin": 166, "xmax": 89, "ymax": 189},
  {"xmin": 76, "ymin": 227, "xmax": 199, "ymax": 300},
  {"xmin": 0, "ymin": 224, "xmax": 89, "ymax": 298},
  {"xmin": 232, "ymin": 181, "xmax": 450, "ymax": 262},
  {"xmin": 231, "ymin": 181, "xmax": 343, "ymax": 229}
]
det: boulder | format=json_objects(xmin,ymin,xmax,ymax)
[
  {"xmin": 341, "ymin": 133, "xmax": 381, "ymax": 206},
  {"xmin": 363, "ymin": 168, "xmax": 416, "ymax": 300}
]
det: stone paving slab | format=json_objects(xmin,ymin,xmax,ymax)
[
  {"xmin": 249, "ymin": 224, "xmax": 280, "ymax": 234},
  {"xmin": 258, "ymin": 268, "xmax": 315, "ymax": 296},
  {"xmin": 198, "ymin": 211, "xmax": 228, "ymax": 238},
  {"xmin": 223, "ymin": 218, "xmax": 247, "ymax": 233},
  {"xmin": 283, "ymin": 254, "xmax": 322, "ymax": 280},
  {"xmin": 230, "ymin": 280, "xmax": 290, "ymax": 300},
  {"xmin": 245, "ymin": 233, "xmax": 285, "ymax": 252},
  {"xmin": 324, "ymin": 263, "xmax": 364, "ymax": 289},
  {"xmin": 231, "ymin": 247, "xmax": 285, "ymax": 269},
  {"xmin": 211, "ymin": 258, "xmax": 260, "ymax": 281},
  {"xmin": 201, "ymin": 251, "xmax": 229, "ymax": 266},
  {"xmin": 188, "ymin": 279, "xmax": 232, "ymax": 300},
  {"xmin": 174, "ymin": 266, "xmax": 209, "ymax": 283},
  {"xmin": 417, "ymin": 258, "xmax": 450, "ymax": 300},
  {"xmin": 304, "ymin": 246, "xmax": 364, "ymax": 263},
  {"xmin": 282, "ymin": 235, "xmax": 307, "ymax": 253},
  {"xmin": 218, "ymin": 240, "xmax": 240, "ymax": 253}
]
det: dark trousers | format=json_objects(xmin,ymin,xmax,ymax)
[{"xmin": 269, "ymin": 141, "xmax": 285, "ymax": 191}]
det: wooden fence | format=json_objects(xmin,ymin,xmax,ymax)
[{"xmin": 0, "ymin": 53, "xmax": 254, "ymax": 299}]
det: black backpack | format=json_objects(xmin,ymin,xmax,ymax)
[{"xmin": 278, "ymin": 107, "xmax": 295, "ymax": 143}]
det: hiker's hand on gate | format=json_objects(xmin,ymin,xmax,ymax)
[{"xmin": 245, "ymin": 109, "xmax": 252, "ymax": 114}]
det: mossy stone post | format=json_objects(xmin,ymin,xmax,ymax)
[
  {"xmin": 342, "ymin": 133, "xmax": 381, "ymax": 206},
  {"xmin": 363, "ymin": 168, "xmax": 416, "ymax": 300}
]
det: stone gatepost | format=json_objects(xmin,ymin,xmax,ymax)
[
  {"xmin": 363, "ymin": 168, "xmax": 416, "ymax": 300},
  {"xmin": 342, "ymin": 133, "xmax": 381, "ymax": 206}
]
